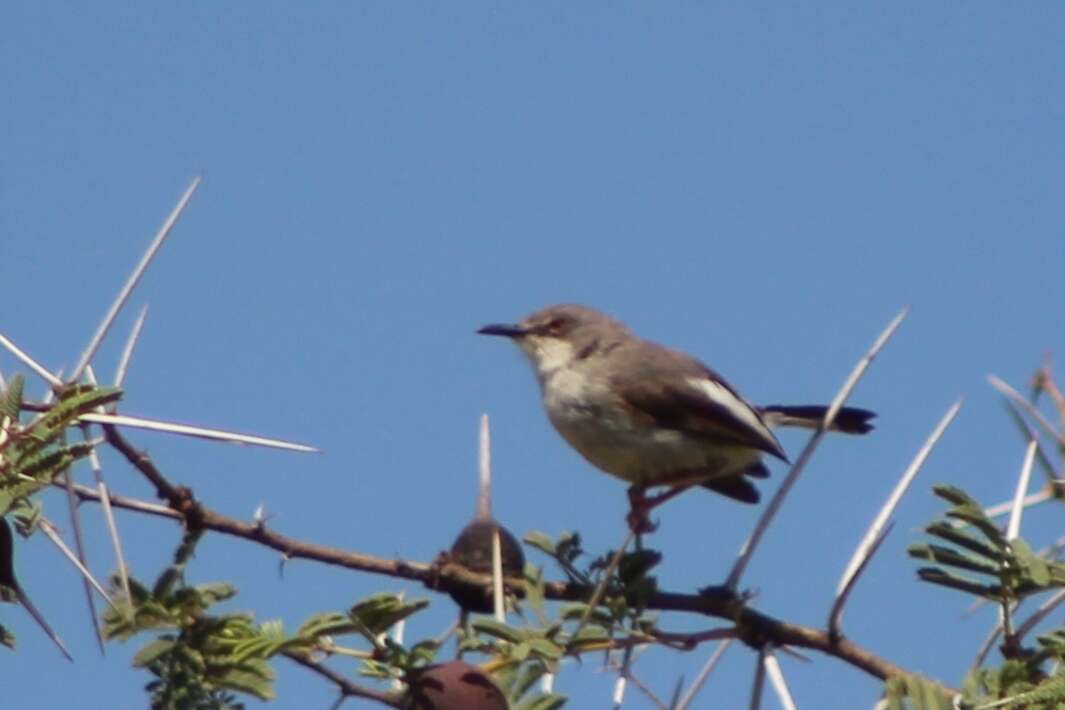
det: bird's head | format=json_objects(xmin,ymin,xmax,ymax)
[{"xmin": 478, "ymin": 304, "xmax": 626, "ymax": 378}]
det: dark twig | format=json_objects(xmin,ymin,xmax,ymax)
[
  {"xmin": 282, "ymin": 650, "xmax": 403, "ymax": 708},
  {"xmin": 749, "ymin": 646, "xmax": 767, "ymax": 710},
  {"xmin": 101, "ymin": 425, "xmax": 185, "ymax": 507}
]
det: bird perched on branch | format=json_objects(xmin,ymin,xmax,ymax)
[{"xmin": 479, "ymin": 304, "xmax": 875, "ymax": 531}]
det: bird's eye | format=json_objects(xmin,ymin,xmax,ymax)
[{"xmin": 545, "ymin": 318, "xmax": 566, "ymax": 334}]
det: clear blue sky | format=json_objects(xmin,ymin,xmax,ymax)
[{"xmin": 3, "ymin": 4, "xmax": 1063, "ymax": 708}]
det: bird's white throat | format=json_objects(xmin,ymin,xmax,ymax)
[{"xmin": 520, "ymin": 336, "xmax": 577, "ymax": 382}]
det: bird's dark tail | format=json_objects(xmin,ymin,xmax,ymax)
[{"xmin": 759, "ymin": 405, "xmax": 876, "ymax": 434}]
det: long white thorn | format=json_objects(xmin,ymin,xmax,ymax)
[
  {"xmin": 988, "ymin": 375, "xmax": 1062, "ymax": 444},
  {"xmin": 114, "ymin": 304, "xmax": 149, "ymax": 391},
  {"xmin": 83, "ymin": 366, "xmax": 133, "ymax": 609},
  {"xmin": 1006, "ymin": 440, "xmax": 1039, "ymax": 541},
  {"xmin": 1014, "ymin": 588, "xmax": 1065, "ymax": 642},
  {"xmin": 12, "ymin": 584, "xmax": 73, "ymax": 662},
  {"xmin": 612, "ymin": 672, "xmax": 628, "ymax": 707},
  {"xmin": 38, "ymin": 519, "xmax": 114, "ymax": 605},
  {"xmin": 492, "ymin": 529, "xmax": 505, "ymax": 623},
  {"xmin": 830, "ymin": 399, "xmax": 962, "ymax": 633},
  {"xmin": 18, "ymin": 356, "xmax": 100, "ymax": 652},
  {"xmin": 70, "ymin": 177, "xmax": 201, "ymax": 383},
  {"xmin": 749, "ymin": 646, "xmax": 768, "ymax": 710},
  {"xmin": 478, "ymin": 414, "xmax": 492, "ymax": 520},
  {"xmin": 984, "ymin": 489, "xmax": 1056, "ymax": 519},
  {"xmin": 0, "ymin": 332, "xmax": 62, "ymax": 387},
  {"xmin": 389, "ymin": 591, "xmax": 407, "ymax": 692},
  {"xmin": 58, "ymin": 462, "xmax": 103, "ymax": 654},
  {"xmin": 674, "ymin": 640, "xmax": 733, "ymax": 710},
  {"xmin": 727, "ymin": 307, "xmax": 907, "ymax": 591},
  {"xmin": 78, "ymin": 412, "xmax": 318, "ymax": 452},
  {"xmin": 479, "ymin": 414, "xmax": 506, "ymax": 622},
  {"xmin": 971, "ymin": 614, "xmax": 1006, "ymax": 671},
  {"xmin": 763, "ymin": 648, "xmax": 797, "ymax": 710}
]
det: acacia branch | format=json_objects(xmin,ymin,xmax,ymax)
[{"xmin": 76, "ymin": 428, "xmax": 949, "ymax": 692}]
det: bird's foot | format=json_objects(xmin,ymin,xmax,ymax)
[
  {"xmin": 626, "ymin": 486, "xmax": 658, "ymax": 533},
  {"xmin": 626, "ymin": 483, "xmax": 695, "ymax": 533}
]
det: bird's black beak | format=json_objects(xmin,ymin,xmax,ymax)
[{"xmin": 477, "ymin": 323, "xmax": 527, "ymax": 338}]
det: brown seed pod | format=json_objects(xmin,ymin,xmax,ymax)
[
  {"xmin": 447, "ymin": 518, "xmax": 525, "ymax": 613},
  {"xmin": 403, "ymin": 660, "xmax": 509, "ymax": 710}
]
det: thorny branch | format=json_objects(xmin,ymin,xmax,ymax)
[{"xmin": 64, "ymin": 426, "xmax": 944, "ymax": 696}]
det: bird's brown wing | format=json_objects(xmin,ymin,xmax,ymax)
[{"xmin": 611, "ymin": 342, "xmax": 787, "ymax": 461}]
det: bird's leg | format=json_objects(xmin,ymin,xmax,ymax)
[
  {"xmin": 646, "ymin": 484, "xmax": 694, "ymax": 509},
  {"xmin": 626, "ymin": 486, "xmax": 654, "ymax": 533},
  {"xmin": 626, "ymin": 484, "xmax": 693, "ymax": 533}
]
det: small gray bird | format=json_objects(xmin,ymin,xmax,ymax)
[{"xmin": 479, "ymin": 304, "xmax": 874, "ymax": 527}]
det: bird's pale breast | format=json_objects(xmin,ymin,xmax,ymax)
[{"xmin": 541, "ymin": 368, "xmax": 760, "ymax": 487}]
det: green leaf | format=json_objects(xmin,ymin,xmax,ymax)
[
  {"xmin": 0, "ymin": 375, "xmax": 24, "ymax": 423},
  {"xmin": 924, "ymin": 522, "xmax": 1005, "ymax": 561},
  {"xmin": 933, "ymin": 485, "xmax": 981, "ymax": 507},
  {"xmin": 884, "ymin": 677, "xmax": 906, "ymax": 709},
  {"xmin": 348, "ymin": 593, "xmax": 428, "ymax": 638},
  {"xmin": 471, "ymin": 618, "xmax": 526, "ymax": 644},
  {"xmin": 524, "ymin": 563, "xmax": 546, "ymax": 616},
  {"xmin": 0, "ymin": 438, "xmax": 94, "ymax": 516},
  {"xmin": 568, "ymin": 624, "xmax": 608, "ymax": 644},
  {"xmin": 1036, "ymin": 630, "xmax": 1065, "ymax": 670},
  {"xmin": 885, "ymin": 673, "xmax": 955, "ymax": 710},
  {"xmin": 902, "ymin": 675, "xmax": 925, "ymax": 706},
  {"xmin": 215, "ymin": 665, "xmax": 276, "ymax": 701},
  {"xmin": 558, "ymin": 603, "xmax": 612, "ymax": 627},
  {"xmin": 152, "ymin": 531, "xmax": 206, "ymax": 600},
  {"xmin": 16, "ymin": 440, "xmax": 96, "ymax": 479},
  {"xmin": 297, "ymin": 612, "xmax": 357, "ymax": 640},
  {"xmin": 511, "ymin": 640, "xmax": 531, "ymax": 661},
  {"xmin": 191, "ymin": 582, "xmax": 239, "ymax": 608},
  {"xmin": 932, "ymin": 486, "xmax": 1008, "ymax": 550},
  {"xmin": 916, "ymin": 568, "xmax": 1002, "ymax": 599},
  {"xmin": 16, "ymin": 386, "xmax": 122, "ymax": 461},
  {"xmin": 974, "ymin": 673, "xmax": 1065, "ymax": 709},
  {"xmin": 227, "ymin": 637, "xmax": 278, "ymax": 665},
  {"xmin": 908, "ymin": 543, "xmax": 1001, "ymax": 576},
  {"xmin": 132, "ymin": 638, "xmax": 178, "ymax": 667},
  {"xmin": 523, "ymin": 531, "xmax": 557, "ymax": 557},
  {"xmin": 526, "ymin": 637, "xmax": 563, "ymax": 661},
  {"xmin": 945, "ymin": 507, "xmax": 1007, "ymax": 551},
  {"xmin": 918, "ymin": 677, "xmax": 951, "ymax": 710},
  {"xmin": 358, "ymin": 658, "xmax": 396, "ymax": 680},
  {"xmin": 1010, "ymin": 539, "xmax": 1052, "ymax": 588},
  {"xmin": 408, "ymin": 638, "xmax": 440, "ymax": 666},
  {"xmin": 8, "ymin": 499, "xmax": 41, "ymax": 536}
]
